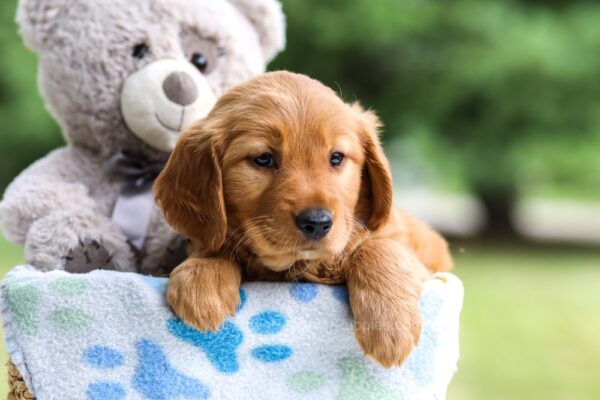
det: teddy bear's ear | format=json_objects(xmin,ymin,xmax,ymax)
[
  {"xmin": 227, "ymin": 0, "xmax": 286, "ymax": 63},
  {"xmin": 16, "ymin": 0, "xmax": 63, "ymax": 51}
]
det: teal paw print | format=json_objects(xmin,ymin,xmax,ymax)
[
  {"xmin": 287, "ymin": 357, "xmax": 400, "ymax": 399},
  {"xmin": 167, "ymin": 289, "xmax": 293, "ymax": 374},
  {"xmin": 4, "ymin": 279, "xmax": 41, "ymax": 335},
  {"xmin": 5, "ymin": 276, "xmax": 93, "ymax": 336}
]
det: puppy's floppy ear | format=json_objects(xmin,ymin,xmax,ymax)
[
  {"xmin": 153, "ymin": 123, "xmax": 227, "ymax": 253},
  {"xmin": 353, "ymin": 103, "xmax": 393, "ymax": 230}
]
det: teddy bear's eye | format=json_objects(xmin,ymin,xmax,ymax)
[
  {"xmin": 190, "ymin": 53, "xmax": 209, "ymax": 73},
  {"xmin": 132, "ymin": 43, "xmax": 151, "ymax": 59}
]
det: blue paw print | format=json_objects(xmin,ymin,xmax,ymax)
[
  {"xmin": 167, "ymin": 319, "xmax": 243, "ymax": 373},
  {"xmin": 290, "ymin": 283, "xmax": 319, "ymax": 303},
  {"xmin": 84, "ymin": 346, "xmax": 127, "ymax": 400},
  {"xmin": 331, "ymin": 285, "xmax": 349, "ymax": 305},
  {"xmin": 140, "ymin": 276, "xmax": 168, "ymax": 294},
  {"xmin": 291, "ymin": 282, "xmax": 349, "ymax": 305},
  {"xmin": 86, "ymin": 382, "xmax": 126, "ymax": 400},
  {"xmin": 83, "ymin": 341, "xmax": 209, "ymax": 400},
  {"xmin": 84, "ymin": 346, "xmax": 125, "ymax": 369},
  {"xmin": 133, "ymin": 339, "xmax": 210, "ymax": 400},
  {"xmin": 249, "ymin": 311, "xmax": 292, "ymax": 362},
  {"xmin": 168, "ymin": 289, "xmax": 293, "ymax": 374}
]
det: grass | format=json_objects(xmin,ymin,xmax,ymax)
[
  {"xmin": 0, "ymin": 235, "xmax": 599, "ymax": 399},
  {"xmin": 449, "ymin": 242, "xmax": 600, "ymax": 400},
  {"xmin": 0, "ymin": 235, "xmax": 24, "ymax": 399}
]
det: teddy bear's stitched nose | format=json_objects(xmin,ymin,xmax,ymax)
[{"xmin": 162, "ymin": 71, "xmax": 198, "ymax": 106}]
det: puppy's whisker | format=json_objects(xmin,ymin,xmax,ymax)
[
  {"xmin": 228, "ymin": 216, "xmax": 274, "ymax": 250},
  {"xmin": 287, "ymin": 260, "xmax": 312, "ymax": 282},
  {"xmin": 333, "ymin": 215, "xmax": 368, "ymax": 263},
  {"xmin": 230, "ymin": 221, "xmax": 278, "ymax": 260}
]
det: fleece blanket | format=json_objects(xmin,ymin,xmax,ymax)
[{"xmin": 1, "ymin": 266, "xmax": 463, "ymax": 400}]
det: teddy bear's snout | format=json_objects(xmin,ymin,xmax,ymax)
[
  {"xmin": 162, "ymin": 71, "xmax": 198, "ymax": 107},
  {"xmin": 120, "ymin": 59, "xmax": 217, "ymax": 152}
]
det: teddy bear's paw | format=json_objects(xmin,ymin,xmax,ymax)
[
  {"xmin": 62, "ymin": 238, "xmax": 116, "ymax": 273},
  {"xmin": 25, "ymin": 209, "xmax": 137, "ymax": 272},
  {"xmin": 153, "ymin": 237, "xmax": 191, "ymax": 276}
]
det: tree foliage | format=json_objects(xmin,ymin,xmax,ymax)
[
  {"xmin": 272, "ymin": 0, "xmax": 600, "ymax": 202},
  {"xmin": 2, "ymin": 0, "xmax": 600, "ymax": 206},
  {"xmin": 0, "ymin": 2, "xmax": 62, "ymax": 192}
]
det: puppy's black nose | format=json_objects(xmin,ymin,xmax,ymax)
[{"xmin": 295, "ymin": 208, "xmax": 333, "ymax": 240}]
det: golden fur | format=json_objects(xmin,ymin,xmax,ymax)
[{"xmin": 154, "ymin": 71, "xmax": 453, "ymax": 367}]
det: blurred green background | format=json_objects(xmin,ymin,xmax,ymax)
[{"xmin": 1, "ymin": 0, "xmax": 600, "ymax": 399}]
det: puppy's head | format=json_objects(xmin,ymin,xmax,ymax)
[{"xmin": 154, "ymin": 71, "xmax": 392, "ymax": 270}]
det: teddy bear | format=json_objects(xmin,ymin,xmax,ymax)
[{"xmin": 0, "ymin": 0, "xmax": 285, "ymax": 275}]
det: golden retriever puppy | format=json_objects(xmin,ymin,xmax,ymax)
[{"xmin": 154, "ymin": 71, "xmax": 452, "ymax": 368}]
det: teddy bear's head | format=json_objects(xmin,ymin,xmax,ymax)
[{"xmin": 17, "ymin": 0, "xmax": 285, "ymax": 158}]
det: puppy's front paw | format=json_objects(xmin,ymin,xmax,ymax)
[
  {"xmin": 353, "ymin": 298, "xmax": 422, "ymax": 368},
  {"xmin": 167, "ymin": 258, "xmax": 241, "ymax": 332}
]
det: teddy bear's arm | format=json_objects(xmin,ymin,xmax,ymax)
[
  {"xmin": 0, "ymin": 147, "xmax": 99, "ymax": 244},
  {"xmin": 0, "ymin": 147, "xmax": 136, "ymax": 271}
]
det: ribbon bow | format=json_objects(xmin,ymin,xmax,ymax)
[{"xmin": 104, "ymin": 151, "xmax": 166, "ymax": 250}]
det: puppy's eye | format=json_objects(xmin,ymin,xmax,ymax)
[
  {"xmin": 330, "ymin": 152, "xmax": 344, "ymax": 167},
  {"xmin": 253, "ymin": 153, "xmax": 276, "ymax": 168},
  {"xmin": 190, "ymin": 53, "xmax": 209, "ymax": 72},
  {"xmin": 132, "ymin": 43, "xmax": 151, "ymax": 59}
]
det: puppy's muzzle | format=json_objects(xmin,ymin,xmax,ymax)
[{"xmin": 295, "ymin": 208, "xmax": 333, "ymax": 240}]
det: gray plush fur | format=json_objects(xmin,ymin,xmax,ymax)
[{"xmin": 0, "ymin": 0, "xmax": 285, "ymax": 274}]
